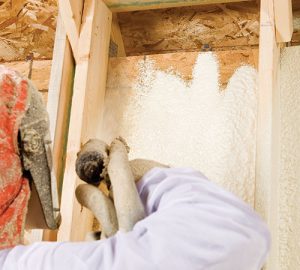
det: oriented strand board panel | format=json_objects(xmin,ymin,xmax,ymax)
[
  {"xmin": 1, "ymin": 0, "xmax": 300, "ymax": 62},
  {"xmin": 278, "ymin": 46, "xmax": 300, "ymax": 270},
  {"xmin": 0, "ymin": 0, "xmax": 57, "ymax": 61},
  {"xmin": 102, "ymin": 49, "xmax": 258, "ymax": 205},
  {"xmin": 118, "ymin": 2, "xmax": 260, "ymax": 55}
]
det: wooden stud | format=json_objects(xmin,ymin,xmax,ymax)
[
  {"xmin": 103, "ymin": 0, "xmax": 252, "ymax": 12},
  {"xmin": 47, "ymin": 14, "xmax": 74, "ymax": 190},
  {"xmin": 57, "ymin": 0, "xmax": 84, "ymax": 62},
  {"xmin": 255, "ymin": 0, "xmax": 281, "ymax": 269},
  {"xmin": 274, "ymin": 0, "xmax": 293, "ymax": 42},
  {"xmin": 57, "ymin": 0, "xmax": 112, "ymax": 241},
  {"xmin": 43, "ymin": 13, "xmax": 76, "ymax": 242},
  {"xmin": 111, "ymin": 13, "xmax": 126, "ymax": 57}
]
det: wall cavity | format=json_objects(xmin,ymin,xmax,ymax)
[{"xmin": 102, "ymin": 52, "xmax": 258, "ymax": 206}]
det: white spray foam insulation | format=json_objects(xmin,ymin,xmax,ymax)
[
  {"xmin": 102, "ymin": 52, "xmax": 258, "ymax": 205},
  {"xmin": 278, "ymin": 46, "xmax": 300, "ymax": 270}
]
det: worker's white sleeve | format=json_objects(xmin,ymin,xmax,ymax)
[{"xmin": 0, "ymin": 168, "xmax": 270, "ymax": 270}]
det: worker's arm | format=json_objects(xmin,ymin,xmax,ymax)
[{"xmin": 0, "ymin": 167, "xmax": 270, "ymax": 270}]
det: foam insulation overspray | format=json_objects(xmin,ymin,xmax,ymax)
[
  {"xmin": 278, "ymin": 47, "xmax": 300, "ymax": 270},
  {"xmin": 102, "ymin": 52, "xmax": 258, "ymax": 205}
]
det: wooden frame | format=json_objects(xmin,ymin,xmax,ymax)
[
  {"xmin": 274, "ymin": 0, "xmax": 293, "ymax": 42},
  {"xmin": 58, "ymin": 0, "xmax": 112, "ymax": 241},
  {"xmin": 255, "ymin": 0, "xmax": 292, "ymax": 269},
  {"xmin": 47, "ymin": 3, "xmax": 294, "ymax": 265},
  {"xmin": 56, "ymin": 0, "xmax": 83, "ymax": 63},
  {"xmin": 255, "ymin": 0, "xmax": 280, "ymax": 268},
  {"xmin": 43, "ymin": 10, "xmax": 76, "ymax": 242},
  {"xmin": 103, "ymin": 0, "xmax": 252, "ymax": 12},
  {"xmin": 47, "ymin": 0, "xmax": 112, "ymax": 242}
]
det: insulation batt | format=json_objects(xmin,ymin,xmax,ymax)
[
  {"xmin": 0, "ymin": 167, "xmax": 270, "ymax": 269},
  {"xmin": 102, "ymin": 52, "xmax": 258, "ymax": 206}
]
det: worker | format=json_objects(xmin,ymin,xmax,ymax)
[
  {"xmin": 0, "ymin": 65, "xmax": 60, "ymax": 252},
  {"xmin": 0, "ymin": 66, "xmax": 270, "ymax": 269}
]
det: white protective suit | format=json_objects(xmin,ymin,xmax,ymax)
[{"xmin": 0, "ymin": 167, "xmax": 270, "ymax": 270}]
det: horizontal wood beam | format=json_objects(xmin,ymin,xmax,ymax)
[
  {"xmin": 104, "ymin": 0, "xmax": 253, "ymax": 12},
  {"xmin": 274, "ymin": 0, "xmax": 293, "ymax": 42}
]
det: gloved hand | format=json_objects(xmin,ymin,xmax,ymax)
[{"xmin": 75, "ymin": 137, "xmax": 168, "ymax": 238}]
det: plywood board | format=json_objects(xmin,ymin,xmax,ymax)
[
  {"xmin": 118, "ymin": 2, "xmax": 260, "ymax": 55},
  {"xmin": 2, "ymin": 1, "xmax": 300, "ymax": 61},
  {"xmin": 0, "ymin": 0, "xmax": 57, "ymax": 61}
]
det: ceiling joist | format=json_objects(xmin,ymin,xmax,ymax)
[{"xmin": 103, "ymin": 0, "xmax": 253, "ymax": 12}]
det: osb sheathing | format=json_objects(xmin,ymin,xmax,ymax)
[
  {"xmin": 118, "ymin": 2, "xmax": 260, "ymax": 55},
  {"xmin": 0, "ymin": 0, "xmax": 57, "ymax": 62},
  {"xmin": 2, "ymin": 1, "xmax": 300, "ymax": 62}
]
